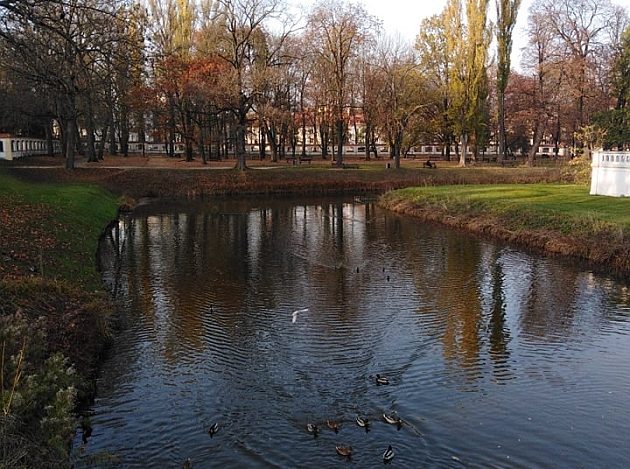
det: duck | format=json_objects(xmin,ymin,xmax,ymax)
[
  {"xmin": 208, "ymin": 422, "xmax": 219, "ymax": 438},
  {"xmin": 376, "ymin": 374, "xmax": 390, "ymax": 385},
  {"xmin": 383, "ymin": 444, "xmax": 395, "ymax": 463},
  {"xmin": 327, "ymin": 419, "xmax": 340, "ymax": 433},
  {"xmin": 306, "ymin": 423, "xmax": 319, "ymax": 437},
  {"xmin": 81, "ymin": 417, "xmax": 92, "ymax": 444},
  {"xmin": 383, "ymin": 412, "xmax": 402, "ymax": 428},
  {"xmin": 182, "ymin": 458, "xmax": 193, "ymax": 469},
  {"xmin": 356, "ymin": 415, "xmax": 370, "ymax": 431},
  {"xmin": 336, "ymin": 445, "xmax": 353, "ymax": 458}
]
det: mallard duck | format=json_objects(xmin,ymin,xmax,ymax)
[
  {"xmin": 182, "ymin": 458, "xmax": 193, "ymax": 469},
  {"xmin": 383, "ymin": 444, "xmax": 395, "ymax": 463},
  {"xmin": 376, "ymin": 374, "xmax": 390, "ymax": 385},
  {"xmin": 336, "ymin": 445, "xmax": 353, "ymax": 458},
  {"xmin": 327, "ymin": 419, "xmax": 340, "ymax": 433},
  {"xmin": 306, "ymin": 423, "xmax": 319, "ymax": 436},
  {"xmin": 208, "ymin": 422, "xmax": 219, "ymax": 438},
  {"xmin": 356, "ymin": 415, "xmax": 370, "ymax": 432},
  {"xmin": 383, "ymin": 412, "xmax": 402, "ymax": 428}
]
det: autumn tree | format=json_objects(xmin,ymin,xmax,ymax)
[
  {"xmin": 307, "ymin": 0, "xmax": 378, "ymax": 167},
  {"xmin": 495, "ymin": 0, "xmax": 521, "ymax": 163},
  {"xmin": 445, "ymin": 0, "xmax": 492, "ymax": 166},
  {"xmin": 375, "ymin": 37, "xmax": 426, "ymax": 169},
  {"xmin": 210, "ymin": 0, "xmax": 293, "ymax": 170},
  {"xmin": 532, "ymin": 0, "xmax": 626, "ymax": 147},
  {"xmin": 416, "ymin": 13, "xmax": 456, "ymax": 160}
]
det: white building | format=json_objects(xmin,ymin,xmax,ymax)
[{"xmin": 590, "ymin": 151, "xmax": 630, "ymax": 197}]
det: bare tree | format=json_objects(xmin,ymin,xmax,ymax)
[
  {"xmin": 307, "ymin": 0, "xmax": 378, "ymax": 168},
  {"xmin": 0, "ymin": 0, "xmax": 130, "ymax": 169},
  {"xmin": 211, "ymin": 0, "xmax": 294, "ymax": 170}
]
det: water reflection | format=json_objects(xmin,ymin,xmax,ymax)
[{"xmin": 87, "ymin": 196, "xmax": 630, "ymax": 468}]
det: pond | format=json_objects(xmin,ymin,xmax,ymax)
[{"xmin": 75, "ymin": 196, "xmax": 630, "ymax": 468}]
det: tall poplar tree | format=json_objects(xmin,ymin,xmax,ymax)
[
  {"xmin": 496, "ymin": 0, "xmax": 521, "ymax": 163},
  {"xmin": 446, "ymin": 0, "xmax": 491, "ymax": 166}
]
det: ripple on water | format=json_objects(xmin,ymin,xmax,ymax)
[{"xmin": 79, "ymin": 198, "xmax": 630, "ymax": 468}]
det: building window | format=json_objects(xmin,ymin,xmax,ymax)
[{"xmin": 0, "ymin": 141, "xmax": 3, "ymax": 152}]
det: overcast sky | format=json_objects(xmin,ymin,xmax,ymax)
[
  {"xmin": 360, "ymin": 0, "xmax": 630, "ymax": 69},
  {"xmin": 294, "ymin": 0, "xmax": 630, "ymax": 71}
]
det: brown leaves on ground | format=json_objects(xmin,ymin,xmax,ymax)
[{"xmin": 0, "ymin": 195, "xmax": 59, "ymax": 280}]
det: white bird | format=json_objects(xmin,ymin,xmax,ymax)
[{"xmin": 292, "ymin": 308, "xmax": 309, "ymax": 323}]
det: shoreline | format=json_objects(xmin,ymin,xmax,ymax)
[{"xmin": 378, "ymin": 186, "xmax": 630, "ymax": 279}]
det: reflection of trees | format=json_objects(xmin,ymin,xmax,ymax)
[
  {"xmin": 486, "ymin": 248, "xmax": 511, "ymax": 382},
  {"xmin": 520, "ymin": 260, "xmax": 579, "ymax": 341},
  {"xmin": 98, "ymin": 196, "xmax": 613, "ymax": 394},
  {"xmin": 439, "ymin": 238, "xmax": 482, "ymax": 378}
]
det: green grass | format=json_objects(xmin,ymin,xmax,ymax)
[
  {"xmin": 385, "ymin": 183, "xmax": 630, "ymax": 240},
  {"xmin": 0, "ymin": 171, "xmax": 119, "ymax": 288}
]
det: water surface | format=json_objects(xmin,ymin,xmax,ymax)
[{"xmin": 77, "ymin": 196, "xmax": 630, "ymax": 468}]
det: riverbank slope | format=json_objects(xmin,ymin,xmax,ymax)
[
  {"xmin": 0, "ymin": 173, "xmax": 119, "ymax": 467},
  {"xmin": 379, "ymin": 184, "xmax": 630, "ymax": 278}
]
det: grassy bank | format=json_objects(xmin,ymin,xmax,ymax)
[
  {"xmin": 379, "ymin": 184, "xmax": 630, "ymax": 277},
  {"xmin": 0, "ymin": 171, "xmax": 119, "ymax": 467},
  {"xmin": 7, "ymin": 163, "xmax": 570, "ymax": 199}
]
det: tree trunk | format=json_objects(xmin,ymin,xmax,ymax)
[
  {"xmin": 527, "ymin": 120, "xmax": 545, "ymax": 167},
  {"xmin": 119, "ymin": 106, "xmax": 129, "ymax": 157},
  {"xmin": 97, "ymin": 124, "xmax": 108, "ymax": 160},
  {"xmin": 45, "ymin": 121, "xmax": 54, "ymax": 156},
  {"xmin": 234, "ymin": 109, "xmax": 247, "ymax": 170},
  {"xmin": 394, "ymin": 131, "xmax": 402, "ymax": 169},
  {"xmin": 199, "ymin": 120, "xmax": 207, "ymax": 165},
  {"xmin": 364, "ymin": 122, "xmax": 371, "ymax": 160},
  {"xmin": 459, "ymin": 133, "xmax": 468, "ymax": 167},
  {"xmin": 335, "ymin": 118, "xmax": 343, "ymax": 167},
  {"xmin": 184, "ymin": 108, "xmax": 194, "ymax": 162},
  {"xmin": 108, "ymin": 118, "xmax": 117, "ymax": 155},
  {"xmin": 259, "ymin": 124, "xmax": 266, "ymax": 160},
  {"xmin": 497, "ymin": 90, "xmax": 506, "ymax": 164},
  {"xmin": 319, "ymin": 122, "xmax": 329, "ymax": 159},
  {"xmin": 65, "ymin": 116, "xmax": 77, "ymax": 170},
  {"xmin": 85, "ymin": 94, "xmax": 97, "ymax": 162}
]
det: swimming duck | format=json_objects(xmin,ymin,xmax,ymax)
[
  {"xmin": 336, "ymin": 445, "xmax": 353, "ymax": 458},
  {"xmin": 376, "ymin": 374, "xmax": 390, "ymax": 385},
  {"xmin": 383, "ymin": 412, "xmax": 402, "ymax": 428},
  {"xmin": 81, "ymin": 417, "xmax": 92, "ymax": 444},
  {"xmin": 383, "ymin": 444, "xmax": 395, "ymax": 463},
  {"xmin": 306, "ymin": 423, "xmax": 319, "ymax": 437},
  {"xmin": 327, "ymin": 419, "xmax": 340, "ymax": 433},
  {"xmin": 208, "ymin": 422, "xmax": 219, "ymax": 438},
  {"xmin": 182, "ymin": 458, "xmax": 193, "ymax": 469},
  {"xmin": 356, "ymin": 415, "xmax": 370, "ymax": 431}
]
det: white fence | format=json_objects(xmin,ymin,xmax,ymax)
[
  {"xmin": 0, "ymin": 137, "xmax": 57, "ymax": 160},
  {"xmin": 590, "ymin": 151, "xmax": 630, "ymax": 197}
]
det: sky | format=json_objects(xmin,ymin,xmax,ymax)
[{"xmin": 354, "ymin": 0, "xmax": 630, "ymax": 70}]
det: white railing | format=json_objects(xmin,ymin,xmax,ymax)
[{"xmin": 590, "ymin": 151, "xmax": 630, "ymax": 197}]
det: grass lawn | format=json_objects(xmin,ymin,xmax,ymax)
[
  {"xmin": 0, "ymin": 171, "xmax": 119, "ymax": 288},
  {"xmin": 388, "ymin": 183, "xmax": 630, "ymax": 231}
]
